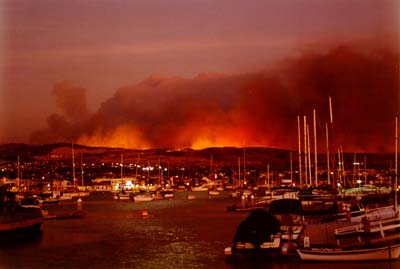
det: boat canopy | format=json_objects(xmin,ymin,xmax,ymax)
[{"xmin": 269, "ymin": 198, "xmax": 303, "ymax": 215}]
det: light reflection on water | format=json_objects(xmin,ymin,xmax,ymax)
[{"xmin": 0, "ymin": 193, "xmax": 399, "ymax": 269}]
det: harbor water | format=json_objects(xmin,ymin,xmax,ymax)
[{"xmin": 0, "ymin": 192, "xmax": 398, "ymax": 269}]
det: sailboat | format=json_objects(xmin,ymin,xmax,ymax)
[
  {"xmin": 59, "ymin": 143, "xmax": 90, "ymax": 200},
  {"xmin": 297, "ymin": 116, "xmax": 400, "ymax": 262}
]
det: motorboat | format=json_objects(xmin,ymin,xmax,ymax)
[
  {"xmin": 113, "ymin": 191, "xmax": 134, "ymax": 201},
  {"xmin": 133, "ymin": 193, "xmax": 153, "ymax": 202},
  {"xmin": 268, "ymin": 198, "xmax": 304, "ymax": 241},
  {"xmin": 163, "ymin": 189, "xmax": 174, "ymax": 199},
  {"xmin": 224, "ymin": 208, "xmax": 297, "ymax": 263}
]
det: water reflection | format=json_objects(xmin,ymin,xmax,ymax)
[{"xmin": 0, "ymin": 196, "xmax": 399, "ymax": 269}]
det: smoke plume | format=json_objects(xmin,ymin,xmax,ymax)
[{"xmin": 30, "ymin": 44, "xmax": 399, "ymax": 152}]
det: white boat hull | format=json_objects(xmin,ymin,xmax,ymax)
[
  {"xmin": 208, "ymin": 191, "xmax": 220, "ymax": 196},
  {"xmin": 133, "ymin": 195, "xmax": 153, "ymax": 202},
  {"xmin": 113, "ymin": 194, "xmax": 132, "ymax": 200},
  {"xmin": 192, "ymin": 187, "xmax": 208, "ymax": 192},
  {"xmin": 297, "ymin": 244, "xmax": 400, "ymax": 261}
]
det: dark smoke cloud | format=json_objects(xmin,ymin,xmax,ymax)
[
  {"xmin": 52, "ymin": 80, "xmax": 90, "ymax": 121},
  {"xmin": 30, "ymin": 44, "xmax": 399, "ymax": 152},
  {"xmin": 30, "ymin": 81, "xmax": 92, "ymax": 143}
]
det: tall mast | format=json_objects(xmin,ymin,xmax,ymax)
[
  {"xmin": 210, "ymin": 153, "xmax": 213, "ymax": 179},
  {"xmin": 238, "ymin": 157, "xmax": 241, "ymax": 188},
  {"xmin": 307, "ymin": 124, "xmax": 312, "ymax": 184},
  {"xmin": 135, "ymin": 153, "xmax": 141, "ymax": 183},
  {"xmin": 340, "ymin": 146, "xmax": 345, "ymax": 187},
  {"xmin": 313, "ymin": 109, "xmax": 318, "ymax": 187},
  {"xmin": 243, "ymin": 147, "xmax": 246, "ymax": 185},
  {"xmin": 81, "ymin": 154, "xmax": 84, "ymax": 186},
  {"xmin": 17, "ymin": 155, "xmax": 20, "ymax": 190},
  {"xmin": 72, "ymin": 143, "xmax": 76, "ymax": 190},
  {"xmin": 395, "ymin": 116, "xmax": 398, "ymax": 214},
  {"xmin": 326, "ymin": 123, "xmax": 330, "ymax": 185},
  {"xmin": 297, "ymin": 116, "xmax": 302, "ymax": 187},
  {"xmin": 337, "ymin": 148, "xmax": 342, "ymax": 187},
  {"xmin": 159, "ymin": 157, "xmax": 161, "ymax": 186},
  {"xmin": 290, "ymin": 151, "xmax": 293, "ymax": 183},
  {"xmin": 120, "ymin": 153, "xmax": 123, "ymax": 180},
  {"xmin": 353, "ymin": 153, "xmax": 357, "ymax": 186},
  {"xmin": 304, "ymin": 116, "xmax": 308, "ymax": 185},
  {"xmin": 329, "ymin": 96, "xmax": 336, "ymax": 189},
  {"xmin": 364, "ymin": 154, "xmax": 367, "ymax": 183}
]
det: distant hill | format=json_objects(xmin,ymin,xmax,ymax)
[{"xmin": 0, "ymin": 143, "xmax": 395, "ymax": 170}]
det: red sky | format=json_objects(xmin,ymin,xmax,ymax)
[{"xmin": 1, "ymin": 0, "xmax": 399, "ymax": 152}]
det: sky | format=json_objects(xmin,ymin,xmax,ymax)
[{"xmin": 1, "ymin": 0, "xmax": 399, "ymax": 152}]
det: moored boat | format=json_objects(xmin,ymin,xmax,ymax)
[
  {"xmin": 208, "ymin": 189, "xmax": 220, "ymax": 196},
  {"xmin": 113, "ymin": 190, "xmax": 134, "ymax": 200},
  {"xmin": 297, "ymin": 244, "xmax": 400, "ymax": 261},
  {"xmin": 224, "ymin": 208, "xmax": 298, "ymax": 263},
  {"xmin": 163, "ymin": 189, "xmax": 174, "ymax": 199},
  {"xmin": 133, "ymin": 193, "xmax": 153, "ymax": 202},
  {"xmin": 0, "ymin": 188, "xmax": 44, "ymax": 244}
]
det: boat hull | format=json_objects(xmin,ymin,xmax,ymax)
[
  {"xmin": 0, "ymin": 216, "xmax": 43, "ymax": 244},
  {"xmin": 133, "ymin": 194, "xmax": 153, "ymax": 202},
  {"xmin": 297, "ymin": 244, "xmax": 400, "ymax": 261}
]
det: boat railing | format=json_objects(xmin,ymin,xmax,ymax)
[
  {"xmin": 367, "ymin": 216, "xmax": 400, "ymax": 235},
  {"xmin": 298, "ymin": 193, "xmax": 337, "ymax": 201},
  {"xmin": 335, "ymin": 215, "xmax": 400, "ymax": 237}
]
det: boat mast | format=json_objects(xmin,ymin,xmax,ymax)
[
  {"xmin": 297, "ymin": 116, "xmax": 302, "ymax": 187},
  {"xmin": 364, "ymin": 154, "xmax": 367, "ymax": 183},
  {"xmin": 120, "ymin": 153, "xmax": 123, "ymax": 180},
  {"xmin": 329, "ymin": 96, "xmax": 336, "ymax": 189},
  {"xmin": 72, "ymin": 143, "xmax": 76, "ymax": 190},
  {"xmin": 210, "ymin": 153, "xmax": 213, "ymax": 180},
  {"xmin": 326, "ymin": 123, "xmax": 330, "ymax": 185},
  {"xmin": 313, "ymin": 109, "xmax": 318, "ymax": 187},
  {"xmin": 238, "ymin": 157, "xmax": 241, "ymax": 188},
  {"xmin": 17, "ymin": 155, "xmax": 20, "ymax": 191},
  {"xmin": 135, "ymin": 153, "xmax": 141, "ymax": 184},
  {"xmin": 395, "ymin": 116, "xmax": 398, "ymax": 214},
  {"xmin": 353, "ymin": 153, "xmax": 357, "ymax": 186},
  {"xmin": 158, "ymin": 157, "xmax": 161, "ymax": 186},
  {"xmin": 337, "ymin": 148, "xmax": 342, "ymax": 187},
  {"xmin": 304, "ymin": 116, "xmax": 308, "ymax": 186},
  {"xmin": 81, "ymin": 154, "xmax": 84, "ymax": 187},
  {"xmin": 307, "ymin": 124, "xmax": 312, "ymax": 185},
  {"xmin": 340, "ymin": 146, "xmax": 345, "ymax": 187},
  {"xmin": 290, "ymin": 151, "xmax": 293, "ymax": 183},
  {"xmin": 243, "ymin": 147, "xmax": 246, "ymax": 186}
]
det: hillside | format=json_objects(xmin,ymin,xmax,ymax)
[{"xmin": 0, "ymin": 143, "xmax": 395, "ymax": 171}]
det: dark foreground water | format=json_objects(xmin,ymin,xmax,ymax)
[{"xmin": 0, "ymin": 192, "xmax": 398, "ymax": 269}]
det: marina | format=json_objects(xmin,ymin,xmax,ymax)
[
  {"xmin": 0, "ymin": 193, "xmax": 399, "ymax": 269},
  {"xmin": 0, "ymin": 184, "xmax": 399, "ymax": 268},
  {"xmin": 2, "ymin": 0, "xmax": 399, "ymax": 268}
]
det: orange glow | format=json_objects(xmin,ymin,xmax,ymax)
[{"xmin": 76, "ymin": 124, "xmax": 151, "ymax": 149}]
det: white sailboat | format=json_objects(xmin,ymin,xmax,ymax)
[{"xmin": 298, "ymin": 118, "xmax": 400, "ymax": 262}]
